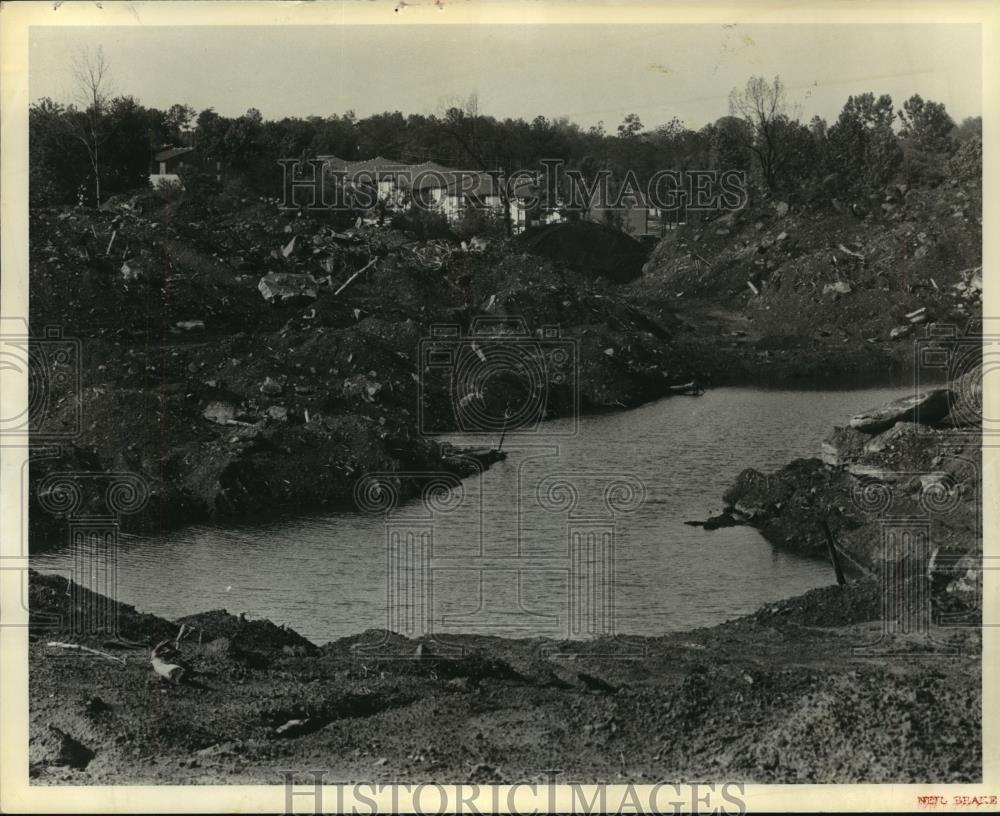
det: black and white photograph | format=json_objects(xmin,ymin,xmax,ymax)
[{"xmin": 0, "ymin": 0, "xmax": 994, "ymax": 811}]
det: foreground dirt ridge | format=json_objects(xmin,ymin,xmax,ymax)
[{"xmin": 28, "ymin": 569, "xmax": 981, "ymax": 785}]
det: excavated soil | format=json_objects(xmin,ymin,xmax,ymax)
[{"xmin": 28, "ymin": 572, "xmax": 981, "ymax": 785}]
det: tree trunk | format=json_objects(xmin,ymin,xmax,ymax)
[{"xmin": 501, "ymin": 171, "xmax": 513, "ymax": 238}]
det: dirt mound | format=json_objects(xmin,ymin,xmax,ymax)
[
  {"xmin": 719, "ymin": 369, "xmax": 982, "ymax": 618},
  {"xmin": 749, "ymin": 580, "xmax": 884, "ymax": 627},
  {"xmin": 176, "ymin": 609, "xmax": 315, "ymax": 655},
  {"xmin": 638, "ymin": 182, "xmax": 980, "ymax": 346},
  {"xmin": 29, "ymin": 571, "xmax": 178, "ymax": 647},
  {"xmin": 513, "ymin": 221, "xmax": 648, "ymax": 283},
  {"xmin": 30, "ymin": 725, "xmax": 96, "ymax": 772},
  {"xmin": 29, "ymin": 197, "xmax": 706, "ymax": 544},
  {"xmin": 27, "ymin": 571, "xmax": 979, "ymax": 784}
]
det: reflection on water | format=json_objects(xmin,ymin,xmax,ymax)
[{"xmin": 32, "ymin": 386, "xmax": 906, "ymax": 643}]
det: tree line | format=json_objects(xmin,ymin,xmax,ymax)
[{"xmin": 30, "ymin": 48, "xmax": 982, "ymax": 210}]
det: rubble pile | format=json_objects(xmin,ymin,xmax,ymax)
[
  {"xmin": 722, "ymin": 362, "xmax": 981, "ymax": 614},
  {"xmin": 29, "ymin": 193, "xmax": 698, "ymax": 542},
  {"xmin": 635, "ymin": 178, "xmax": 982, "ymax": 380},
  {"xmin": 512, "ymin": 221, "xmax": 648, "ymax": 283},
  {"xmin": 29, "ymin": 167, "xmax": 982, "ymax": 540}
]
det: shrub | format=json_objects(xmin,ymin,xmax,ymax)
[
  {"xmin": 389, "ymin": 207, "xmax": 455, "ymax": 240},
  {"xmin": 452, "ymin": 207, "xmax": 505, "ymax": 242},
  {"xmin": 948, "ymin": 138, "xmax": 982, "ymax": 186},
  {"xmin": 176, "ymin": 165, "xmax": 219, "ymax": 204},
  {"xmin": 900, "ymin": 143, "xmax": 948, "ymax": 188},
  {"xmin": 155, "ymin": 178, "xmax": 185, "ymax": 202}
]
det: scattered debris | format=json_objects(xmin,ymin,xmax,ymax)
[
  {"xmin": 203, "ymin": 400, "xmax": 238, "ymax": 425},
  {"xmin": 258, "ymin": 273, "xmax": 319, "ymax": 305},
  {"xmin": 837, "ymin": 244, "xmax": 864, "ymax": 261},
  {"xmin": 334, "ymin": 258, "xmax": 377, "ymax": 296},
  {"xmin": 848, "ymin": 389, "xmax": 952, "ymax": 433},
  {"xmin": 823, "ymin": 281, "xmax": 852, "ymax": 296},
  {"xmin": 150, "ymin": 640, "xmax": 189, "ymax": 684},
  {"xmin": 120, "ymin": 260, "xmax": 143, "ymax": 284},
  {"xmin": 46, "ymin": 642, "xmax": 126, "ymax": 665},
  {"xmin": 175, "ymin": 320, "xmax": 206, "ymax": 331},
  {"xmin": 260, "ymin": 376, "xmax": 284, "ymax": 396}
]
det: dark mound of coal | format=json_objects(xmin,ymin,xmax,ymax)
[{"xmin": 513, "ymin": 221, "xmax": 647, "ymax": 283}]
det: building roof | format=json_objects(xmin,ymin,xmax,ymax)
[
  {"xmin": 412, "ymin": 160, "xmax": 457, "ymax": 175},
  {"xmin": 316, "ymin": 155, "xmax": 348, "ymax": 172},
  {"xmin": 320, "ymin": 156, "xmax": 540, "ymax": 199},
  {"xmin": 446, "ymin": 173, "xmax": 539, "ymax": 199},
  {"xmin": 154, "ymin": 146, "xmax": 195, "ymax": 162},
  {"xmin": 344, "ymin": 156, "xmax": 412, "ymax": 174},
  {"xmin": 445, "ymin": 172, "xmax": 497, "ymax": 197}
]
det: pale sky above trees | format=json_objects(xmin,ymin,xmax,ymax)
[{"xmin": 30, "ymin": 24, "xmax": 981, "ymax": 131}]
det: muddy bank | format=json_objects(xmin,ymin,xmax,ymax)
[{"xmin": 28, "ymin": 571, "xmax": 980, "ymax": 785}]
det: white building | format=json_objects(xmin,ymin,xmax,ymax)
[{"xmin": 317, "ymin": 155, "xmax": 543, "ymax": 233}]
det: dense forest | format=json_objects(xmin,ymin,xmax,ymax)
[{"xmin": 29, "ymin": 48, "xmax": 982, "ymax": 210}]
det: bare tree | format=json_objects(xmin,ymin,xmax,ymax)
[
  {"xmin": 70, "ymin": 46, "xmax": 114, "ymax": 206},
  {"xmin": 439, "ymin": 93, "xmax": 515, "ymax": 237},
  {"xmin": 728, "ymin": 75, "xmax": 787, "ymax": 192}
]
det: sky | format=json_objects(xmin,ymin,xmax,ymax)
[{"xmin": 29, "ymin": 23, "xmax": 982, "ymax": 130}]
